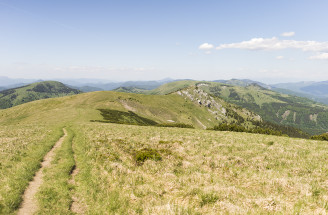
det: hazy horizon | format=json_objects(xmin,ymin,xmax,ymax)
[{"xmin": 0, "ymin": 75, "xmax": 321, "ymax": 86}]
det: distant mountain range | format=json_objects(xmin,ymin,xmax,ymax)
[
  {"xmin": 3, "ymin": 79, "xmax": 328, "ymax": 135},
  {"xmin": 3, "ymin": 76, "xmax": 328, "ymax": 105},
  {"xmin": 0, "ymin": 76, "xmax": 175, "ymax": 92}
]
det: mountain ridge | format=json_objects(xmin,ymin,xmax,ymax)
[
  {"xmin": 0, "ymin": 81, "xmax": 81, "ymax": 109},
  {"xmin": 145, "ymin": 80, "xmax": 328, "ymax": 135}
]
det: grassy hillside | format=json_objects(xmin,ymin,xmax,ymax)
[
  {"xmin": 68, "ymin": 123, "xmax": 328, "ymax": 214},
  {"xmin": 0, "ymin": 124, "xmax": 63, "ymax": 214},
  {"xmin": 150, "ymin": 81, "xmax": 328, "ymax": 135},
  {"xmin": 0, "ymin": 90, "xmax": 328, "ymax": 213},
  {"xmin": 213, "ymin": 78, "xmax": 272, "ymax": 89},
  {"xmin": 0, "ymin": 90, "xmax": 262, "ymax": 130},
  {"xmin": 0, "ymin": 81, "xmax": 81, "ymax": 109},
  {"xmin": 114, "ymin": 86, "xmax": 149, "ymax": 94}
]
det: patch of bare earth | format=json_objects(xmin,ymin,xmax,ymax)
[
  {"xmin": 69, "ymin": 156, "xmax": 86, "ymax": 214},
  {"xmin": 17, "ymin": 128, "xmax": 67, "ymax": 215},
  {"xmin": 120, "ymin": 100, "xmax": 136, "ymax": 112}
]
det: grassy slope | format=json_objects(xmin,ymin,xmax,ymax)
[
  {"xmin": 0, "ymin": 91, "xmax": 328, "ymax": 213},
  {"xmin": 114, "ymin": 86, "xmax": 150, "ymax": 94},
  {"xmin": 0, "ymin": 90, "xmax": 259, "ymax": 129},
  {"xmin": 149, "ymin": 81, "xmax": 328, "ymax": 135},
  {"xmin": 148, "ymin": 80, "xmax": 197, "ymax": 95},
  {"xmin": 0, "ymin": 81, "xmax": 81, "ymax": 109},
  {"xmin": 72, "ymin": 122, "xmax": 328, "ymax": 214},
  {"xmin": 0, "ymin": 125, "xmax": 63, "ymax": 214}
]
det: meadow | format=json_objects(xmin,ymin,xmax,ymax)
[
  {"xmin": 0, "ymin": 125, "xmax": 63, "ymax": 214},
  {"xmin": 37, "ymin": 122, "xmax": 328, "ymax": 214},
  {"xmin": 1, "ymin": 90, "xmax": 328, "ymax": 214}
]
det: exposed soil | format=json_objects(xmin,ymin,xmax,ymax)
[
  {"xmin": 17, "ymin": 128, "xmax": 67, "ymax": 215},
  {"xmin": 70, "ymin": 155, "xmax": 86, "ymax": 214}
]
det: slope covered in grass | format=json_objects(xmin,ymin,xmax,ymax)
[
  {"xmin": 150, "ymin": 81, "xmax": 328, "ymax": 135},
  {"xmin": 0, "ymin": 90, "xmax": 261, "ymax": 130},
  {"xmin": 0, "ymin": 89, "xmax": 327, "ymax": 214},
  {"xmin": 0, "ymin": 81, "xmax": 81, "ymax": 109},
  {"xmin": 0, "ymin": 125, "xmax": 63, "ymax": 214},
  {"xmin": 70, "ymin": 122, "xmax": 328, "ymax": 214}
]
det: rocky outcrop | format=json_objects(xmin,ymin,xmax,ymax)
[
  {"xmin": 309, "ymin": 114, "xmax": 318, "ymax": 122},
  {"xmin": 176, "ymin": 87, "xmax": 261, "ymax": 123},
  {"xmin": 282, "ymin": 110, "xmax": 291, "ymax": 120}
]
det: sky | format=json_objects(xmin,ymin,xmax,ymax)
[{"xmin": 1, "ymin": 0, "xmax": 328, "ymax": 83}]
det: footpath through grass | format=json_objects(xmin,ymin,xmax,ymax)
[
  {"xmin": 35, "ymin": 127, "xmax": 75, "ymax": 215},
  {"xmin": 0, "ymin": 125, "xmax": 63, "ymax": 214},
  {"xmin": 2, "ymin": 121, "xmax": 328, "ymax": 214}
]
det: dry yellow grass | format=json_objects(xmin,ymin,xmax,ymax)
[
  {"xmin": 0, "ymin": 125, "xmax": 62, "ymax": 214},
  {"xmin": 72, "ymin": 122, "xmax": 328, "ymax": 214},
  {"xmin": 0, "ymin": 90, "xmax": 327, "ymax": 214}
]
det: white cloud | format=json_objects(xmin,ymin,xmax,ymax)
[
  {"xmin": 216, "ymin": 37, "xmax": 328, "ymax": 52},
  {"xmin": 281, "ymin": 32, "xmax": 295, "ymax": 37},
  {"xmin": 276, "ymin": 56, "xmax": 284, "ymax": 60},
  {"xmin": 309, "ymin": 53, "xmax": 328, "ymax": 60},
  {"xmin": 199, "ymin": 43, "xmax": 214, "ymax": 50}
]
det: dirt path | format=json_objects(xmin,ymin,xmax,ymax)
[
  {"xmin": 69, "ymin": 154, "xmax": 86, "ymax": 214},
  {"xmin": 17, "ymin": 128, "xmax": 67, "ymax": 215}
]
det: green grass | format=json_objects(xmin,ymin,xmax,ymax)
[
  {"xmin": 95, "ymin": 108, "xmax": 158, "ymax": 126},
  {"xmin": 135, "ymin": 148, "xmax": 162, "ymax": 164},
  {"xmin": 0, "ymin": 125, "xmax": 63, "ymax": 214},
  {"xmin": 148, "ymin": 80, "xmax": 197, "ymax": 95},
  {"xmin": 148, "ymin": 80, "xmax": 328, "ymax": 135},
  {"xmin": 0, "ymin": 89, "xmax": 261, "ymax": 130},
  {"xmin": 67, "ymin": 122, "xmax": 328, "ymax": 214},
  {"xmin": 35, "ymin": 127, "xmax": 75, "ymax": 215},
  {"xmin": 1, "ymin": 87, "xmax": 328, "ymax": 214}
]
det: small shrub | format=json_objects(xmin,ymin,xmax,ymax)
[
  {"xmin": 200, "ymin": 193, "xmax": 220, "ymax": 207},
  {"xmin": 157, "ymin": 123, "xmax": 194, "ymax": 129},
  {"xmin": 135, "ymin": 148, "xmax": 162, "ymax": 164},
  {"xmin": 311, "ymin": 133, "xmax": 328, "ymax": 141},
  {"xmin": 159, "ymin": 140, "xmax": 171, "ymax": 144},
  {"xmin": 267, "ymin": 141, "xmax": 274, "ymax": 146}
]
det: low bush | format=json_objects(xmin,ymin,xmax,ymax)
[
  {"xmin": 210, "ymin": 123, "xmax": 284, "ymax": 136},
  {"xmin": 311, "ymin": 133, "xmax": 328, "ymax": 141},
  {"xmin": 200, "ymin": 193, "xmax": 220, "ymax": 207},
  {"xmin": 156, "ymin": 123, "xmax": 194, "ymax": 128},
  {"xmin": 135, "ymin": 148, "xmax": 162, "ymax": 164}
]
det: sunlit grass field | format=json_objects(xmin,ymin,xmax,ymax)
[
  {"xmin": 1, "ymin": 90, "xmax": 328, "ymax": 214},
  {"xmin": 1, "ymin": 121, "xmax": 328, "ymax": 214},
  {"xmin": 69, "ymin": 122, "xmax": 328, "ymax": 214},
  {"xmin": 0, "ymin": 125, "xmax": 63, "ymax": 214}
]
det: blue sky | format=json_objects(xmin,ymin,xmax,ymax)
[{"xmin": 1, "ymin": 0, "xmax": 328, "ymax": 83}]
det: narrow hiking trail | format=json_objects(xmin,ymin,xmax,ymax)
[
  {"xmin": 69, "ymin": 154, "xmax": 86, "ymax": 214},
  {"xmin": 17, "ymin": 128, "xmax": 68, "ymax": 215}
]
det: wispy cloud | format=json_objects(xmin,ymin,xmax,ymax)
[
  {"xmin": 281, "ymin": 32, "xmax": 295, "ymax": 37},
  {"xmin": 215, "ymin": 37, "xmax": 328, "ymax": 52},
  {"xmin": 276, "ymin": 56, "xmax": 284, "ymax": 60},
  {"xmin": 309, "ymin": 53, "xmax": 328, "ymax": 60},
  {"xmin": 199, "ymin": 43, "xmax": 214, "ymax": 50}
]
